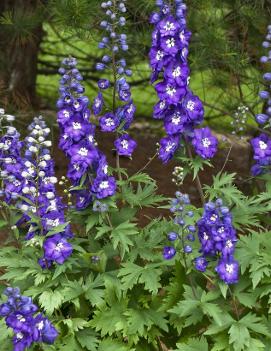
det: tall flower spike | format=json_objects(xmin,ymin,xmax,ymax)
[
  {"xmin": 94, "ymin": 0, "xmax": 137, "ymax": 158},
  {"xmin": 57, "ymin": 57, "xmax": 116, "ymax": 209},
  {"xmin": 163, "ymin": 192, "xmax": 195, "ymax": 261},
  {"xmin": 0, "ymin": 115, "xmax": 73, "ymax": 268},
  {"xmin": 0, "ymin": 287, "xmax": 58, "ymax": 351},
  {"xmin": 195, "ymin": 199, "xmax": 239, "ymax": 284},
  {"xmin": 251, "ymin": 24, "xmax": 271, "ymax": 176},
  {"xmin": 24, "ymin": 117, "xmax": 73, "ymax": 268},
  {"xmin": 149, "ymin": 0, "xmax": 218, "ymax": 163}
]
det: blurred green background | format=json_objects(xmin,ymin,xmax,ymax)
[{"xmin": 0, "ymin": 0, "xmax": 270, "ymax": 134}]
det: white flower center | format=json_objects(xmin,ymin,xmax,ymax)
[
  {"xmin": 166, "ymin": 85, "xmax": 176, "ymax": 97},
  {"xmin": 95, "ymin": 99, "xmax": 101, "ymax": 107},
  {"xmin": 226, "ymin": 264, "xmax": 234, "ymax": 274},
  {"xmin": 78, "ymin": 148, "xmax": 88, "ymax": 156},
  {"xmin": 172, "ymin": 66, "xmax": 181, "ymax": 78},
  {"xmin": 156, "ymin": 50, "xmax": 164, "ymax": 61},
  {"xmin": 210, "ymin": 214, "xmax": 218, "ymax": 222},
  {"xmin": 99, "ymin": 181, "xmax": 109, "ymax": 189},
  {"xmin": 259, "ymin": 140, "xmax": 267, "ymax": 150},
  {"xmin": 121, "ymin": 140, "xmax": 129, "ymax": 149},
  {"xmin": 37, "ymin": 321, "xmax": 44, "ymax": 330},
  {"xmin": 165, "ymin": 142, "xmax": 176, "ymax": 152},
  {"xmin": 218, "ymin": 226, "xmax": 225, "ymax": 234},
  {"xmin": 55, "ymin": 242, "xmax": 64, "ymax": 252},
  {"xmin": 103, "ymin": 165, "xmax": 108, "ymax": 174},
  {"xmin": 17, "ymin": 315, "xmax": 26, "ymax": 323},
  {"xmin": 164, "ymin": 21, "xmax": 175, "ymax": 32},
  {"xmin": 73, "ymin": 122, "xmax": 81, "ymax": 130},
  {"xmin": 160, "ymin": 101, "xmax": 166, "ymax": 109},
  {"xmin": 172, "ymin": 113, "xmax": 181, "ymax": 125},
  {"xmin": 202, "ymin": 138, "xmax": 211, "ymax": 148},
  {"xmin": 63, "ymin": 110, "xmax": 70, "ymax": 118},
  {"xmin": 73, "ymin": 163, "xmax": 80, "ymax": 171},
  {"xmin": 226, "ymin": 240, "xmax": 233, "ymax": 248},
  {"xmin": 166, "ymin": 38, "xmax": 175, "ymax": 48},
  {"xmin": 187, "ymin": 100, "xmax": 195, "ymax": 111},
  {"xmin": 46, "ymin": 218, "xmax": 60, "ymax": 227},
  {"xmin": 105, "ymin": 118, "xmax": 115, "ymax": 127},
  {"xmin": 203, "ymin": 232, "xmax": 209, "ymax": 241},
  {"xmin": 16, "ymin": 332, "xmax": 24, "ymax": 340}
]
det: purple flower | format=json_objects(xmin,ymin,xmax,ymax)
[
  {"xmin": 158, "ymin": 16, "xmax": 180, "ymax": 37},
  {"xmin": 155, "ymin": 81, "xmax": 186, "ymax": 105},
  {"xmin": 100, "ymin": 113, "xmax": 119, "ymax": 132},
  {"xmin": 251, "ymin": 133, "xmax": 271, "ymax": 163},
  {"xmin": 114, "ymin": 134, "xmax": 137, "ymax": 156},
  {"xmin": 163, "ymin": 246, "xmax": 176, "ymax": 260},
  {"xmin": 43, "ymin": 234, "xmax": 73, "ymax": 265},
  {"xmin": 158, "ymin": 135, "xmax": 180, "ymax": 163},
  {"xmin": 192, "ymin": 127, "xmax": 218, "ymax": 159},
  {"xmin": 91, "ymin": 176, "xmax": 117, "ymax": 199},
  {"xmin": 161, "ymin": 35, "xmax": 180, "ymax": 56},
  {"xmin": 164, "ymin": 108, "xmax": 187, "ymax": 134},
  {"xmin": 215, "ymin": 258, "xmax": 239, "ymax": 285},
  {"xmin": 165, "ymin": 61, "xmax": 190, "ymax": 86},
  {"xmin": 183, "ymin": 94, "xmax": 204, "ymax": 123},
  {"xmin": 194, "ymin": 256, "xmax": 208, "ymax": 272},
  {"xmin": 98, "ymin": 79, "xmax": 110, "ymax": 89},
  {"xmin": 93, "ymin": 92, "xmax": 104, "ymax": 116}
]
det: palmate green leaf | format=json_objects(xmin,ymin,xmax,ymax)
[
  {"xmin": 90, "ymin": 300, "xmax": 128, "ymax": 337},
  {"xmin": 76, "ymin": 328, "xmax": 99, "ymax": 351},
  {"xmin": 125, "ymin": 308, "xmax": 168, "ymax": 337},
  {"xmin": 110, "ymin": 221, "xmax": 138, "ymax": 258},
  {"xmin": 175, "ymin": 336, "xmax": 209, "ymax": 351},
  {"xmin": 84, "ymin": 274, "xmax": 105, "ymax": 307},
  {"xmin": 229, "ymin": 323, "xmax": 250, "ymax": 351},
  {"xmin": 118, "ymin": 262, "xmax": 163, "ymax": 294},
  {"xmin": 121, "ymin": 182, "xmax": 166, "ymax": 208},
  {"xmin": 62, "ymin": 279, "xmax": 84, "ymax": 303},
  {"xmin": 39, "ymin": 289, "xmax": 64, "ymax": 315},
  {"xmin": 62, "ymin": 318, "xmax": 89, "ymax": 333},
  {"xmin": 240, "ymin": 313, "xmax": 270, "ymax": 337},
  {"xmin": 204, "ymin": 172, "xmax": 245, "ymax": 207}
]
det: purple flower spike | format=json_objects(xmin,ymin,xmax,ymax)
[{"xmin": 149, "ymin": 0, "xmax": 217, "ymax": 162}]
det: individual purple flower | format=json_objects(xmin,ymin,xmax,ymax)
[
  {"xmin": 192, "ymin": 127, "xmax": 218, "ymax": 159},
  {"xmin": 251, "ymin": 133, "xmax": 271, "ymax": 163},
  {"xmin": 43, "ymin": 234, "xmax": 73, "ymax": 265},
  {"xmin": 98, "ymin": 79, "xmax": 110, "ymax": 90},
  {"xmin": 99, "ymin": 112, "xmax": 119, "ymax": 132},
  {"xmin": 91, "ymin": 176, "xmax": 117, "ymax": 199},
  {"xmin": 164, "ymin": 109, "xmax": 187, "ymax": 135},
  {"xmin": 194, "ymin": 256, "xmax": 208, "ymax": 272},
  {"xmin": 155, "ymin": 81, "xmax": 186, "ymax": 105},
  {"xmin": 158, "ymin": 135, "xmax": 180, "ymax": 163},
  {"xmin": 93, "ymin": 92, "xmax": 104, "ymax": 116},
  {"xmin": 114, "ymin": 134, "xmax": 137, "ymax": 157},
  {"xmin": 215, "ymin": 258, "xmax": 239, "ymax": 285},
  {"xmin": 163, "ymin": 246, "xmax": 176, "ymax": 260},
  {"xmin": 158, "ymin": 15, "xmax": 180, "ymax": 37},
  {"xmin": 183, "ymin": 94, "xmax": 204, "ymax": 123}
]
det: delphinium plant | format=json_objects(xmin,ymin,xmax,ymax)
[
  {"xmin": 1, "ymin": 2, "xmax": 271, "ymax": 351},
  {"xmin": 94, "ymin": 0, "xmax": 137, "ymax": 170}
]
